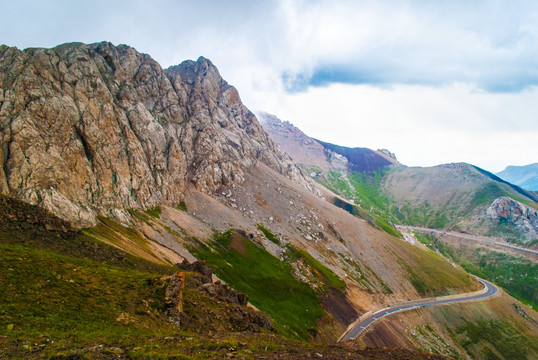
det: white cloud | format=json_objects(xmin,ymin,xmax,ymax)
[
  {"xmin": 2, "ymin": 0, "xmax": 537, "ymax": 171},
  {"xmin": 260, "ymin": 83, "xmax": 538, "ymax": 172}
]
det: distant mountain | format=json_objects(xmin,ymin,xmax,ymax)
[
  {"xmin": 260, "ymin": 113, "xmax": 538, "ymax": 244},
  {"xmin": 382, "ymin": 163, "xmax": 538, "ymax": 243},
  {"xmin": 497, "ymin": 163, "xmax": 538, "ymax": 191},
  {"xmin": 259, "ymin": 112, "xmax": 399, "ymax": 174}
]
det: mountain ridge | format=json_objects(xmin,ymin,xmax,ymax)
[
  {"xmin": 260, "ymin": 112, "xmax": 538, "ymax": 243},
  {"xmin": 0, "ymin": 42, "xmax": 314, "ymax": 227},
  {"xmin": 259, "ymin": 111, "xmax": 399, "ymax": 174},
  {"xmin": 497, "ymin": 163, "xmax": 538, "ymax": 191}
]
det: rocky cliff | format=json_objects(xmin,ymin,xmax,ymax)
[
  {"xmin": 487, "ymin": 197, "xmax": 538, "ymax": 242},
  {"xmin": 0, "ymin": 42, "xmax": 311, "ymax": 227}
]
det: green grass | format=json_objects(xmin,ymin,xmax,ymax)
[
  {"xmin": 176, "ymin": 201, "xmax": 188, "ymax": 212},
  {"xmin": 145, "ymin": 206, "xmax": 162, "ymax": 218},
  {"xmin": 456, "ymin": 318, "xmax": 537, "ymax": 359},
  {"xmin": 347, "ymin": 169, "xmax": 392, "ymax": 214},
  {"xmin": 332, "ymin": 197, "xmax": 401, "ymax": 238},
  {"xmin": 372, "ymin": 214, "xmax": 401, "ymax": 237},
  {"xmin": 0, "ymin": 238, "xmax": 178, "ymax": 349},
  {"xmin": 435, "ymin": 242, "xmax": 537, "ymax": 311},
  {"xmin": 470, "ymin": 183, "xmax": 506, "ymax": 207},
  {"xmin": 284, "ymin": 246, "xmax": 345, "ymax": 291},
  {"xmin": 0, "ymin": 196, "xmax": 306, "ymax": 358},
  {"xmin": 396, "ymin": 243, "xmax": 473, "ymax": 297},
  {"xmin": 307, "ymin": 167, "xmax": 397, "ymax": 224},
  {"xmin": 257, "ymin": 224, "xmax": 280, "ymax": 245},
  {"xmin": 397, "ymin": 201, "xmax": 453, "ymax": 229},
  {"xmin": 188, "ymin": 231, "xmax": 325, "ymax": 340},
  {"xmin": 414, "ymin": 232, "xmax": 437, "ymax": 248},
  {"xmin": 0, "ymin": 232, "xmax": 305, "ymax": 359}
]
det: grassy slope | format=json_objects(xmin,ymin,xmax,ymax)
[
  {"xmin": 391, "ymin": 237, "xmax": 475, "ymax": 297},
  {"xmin": 188, "ymin": 229, "xmax": 345, "ymax": 340},
  {"xmin": 310, "ymin": 167, "xmax": 402, "ymax": 238},
  {"xmin": 382, "ymin": 165, "xmax": 538, "ymax": 240},
  {"xmin": 0, "ymin": 197, "xmax": 336, "ymax": 359},
  {"xmin": 415, "ymin": 233, "xmax": 538, "ymax": 310},
  {"xmin": 304, "ymin": 168, "xmax": 475, "ymax": 297},
  {"xmin": 429, "ymin": 298, "xmax": 538, "ymax": 360}
]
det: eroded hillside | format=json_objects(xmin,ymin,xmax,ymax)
[{"xmin": 1, "ymin": 42, "xmax": 536, "ymax": 359}]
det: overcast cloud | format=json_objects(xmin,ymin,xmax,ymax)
[{"xmin": 1, "ymin": 0, "xmax": 537, "ymax": 171}]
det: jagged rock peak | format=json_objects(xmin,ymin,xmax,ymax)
[{"xmin": 0, "ymin": 41, "xmax": 313, "ymax": 227}]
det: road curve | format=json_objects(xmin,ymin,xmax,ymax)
[{"xmin": 340, "ymin": 278, "xmax": 498, "ymax": 342}]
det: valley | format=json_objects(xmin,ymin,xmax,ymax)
[{"xmin": 1, "ymin": 42, "xmax": 537, "ymax": 359}]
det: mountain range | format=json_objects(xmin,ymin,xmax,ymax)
[
  {"xmin": 1, "ymin": 42, "xmax": 537, "ymax": 359},
  {"xmin": 497, "ymin": 163, "xmax": 538, "ymax": 191},
  {"xmin": 260, "ymin": 112, "xmax": 538, "ymax": 245}
]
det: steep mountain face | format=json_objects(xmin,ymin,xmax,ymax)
[
  {"xmin": 0, "ymin": 42, "xmax": 311, "ymax": 227},
  {"xmin": 259, "ymin": 112, "xmax": 399, "ymax": 174},
  {"xmin": 497, "ymin": 163, "xmax": 538, "ymax": 191}
]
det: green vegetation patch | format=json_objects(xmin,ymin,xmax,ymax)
[
  {"xmin": 435, "ymin": 242, "xmax": 538, "ymax": 310},
  {"xmin": 285, "ymin": 246, "xmax": 345, "ymax": 291},
  {"xmin": 396, "ymin": 242, "xmax": 473, "ymax": 297},
  {"xmin": 372, "ymin": 213, "xmax": 401, "ymax": 237},
  {"xmin": 145, "ymin": 206, "xmax": 162, "ymax": 218},
  {"xmin": 176, "ymin": 201, "xmax": 188, "ymax": 212},
  {"xmin": 188, "ymin": 231, "xmax": 325, "ymax": 340},
  {"xmin": 470, "ymin": 183, "xmax": 506, "ymax": 207},
  {"xmin": 397, "ymin": 201, "xmax": 452, "ymax": 229},
  {"xmin": 346, "ymin": 169, "xmax": 392, "ymax": 213},
  {"xmin": 414, "ymin": 232, "xmax": 437, "ymax": 249},
  {"xmin": 0, "ymin": 239, "xmax": 177, "ymax": 347},
  {"xmin": 332, "ymin": 197, "xmax": 401, "ymax": 238},
  {"xmin": 456, "ymin": 318, "xmax": 537, "ymax": 359},
  {"xmin": 257, "ymin": 224, "xmax": 280, "ymax": 245}
]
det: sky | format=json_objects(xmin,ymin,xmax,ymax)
[{"xmin": 2, "ymin": 0, "xmax": 538, "ymax": 172}]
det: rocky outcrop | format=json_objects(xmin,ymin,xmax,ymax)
[
  {"xmin": 0, "ymin": 42, "xmax": 312, "ymax": 227},
  {"xmin": 163, "ymin": 263, "xmax": 272, "ymax": 332},
  {"xmin": 199, "ymin": 281, "xmax": 249, "ymax": 307},
  {"xmin": 0, "ymin": 193, "xmax": 75, "ymax": 235},
  {"xmin": 176, "ymin": 260, "xmax": 213, "ymax": 284},
  {"xmin": 487, "ymin": 197, "xmax": 538, "ymax": 241}
]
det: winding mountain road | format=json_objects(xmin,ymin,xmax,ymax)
[{"xmin": 340, "ymin": 278, "xmax": 498, "ymax": 341}]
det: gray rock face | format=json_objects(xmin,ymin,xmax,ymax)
[
  {"xmin": 487, "ymin": 197, "xmax": 538, "ymax": 241},
  {"xmin": 0, "ymin": 42, "xmax": 311, "ymax": 227}
]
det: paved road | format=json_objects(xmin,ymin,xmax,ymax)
[
  {"xmin": 399, "ymin": 225, "xmax": 538, "ymax": 257},
  {"xmin": 340, "ymin": 278, "xmax": 498, "ymax": 341}
]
